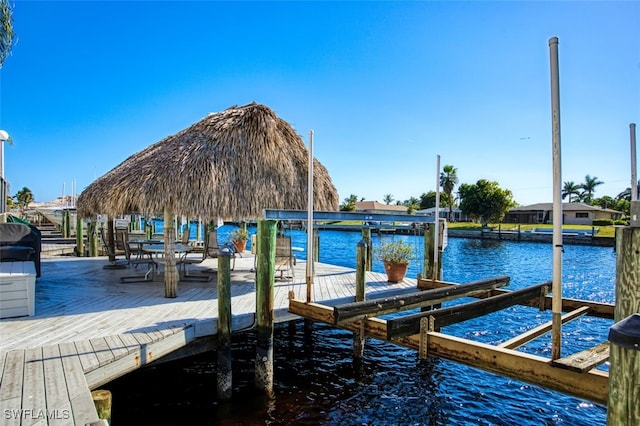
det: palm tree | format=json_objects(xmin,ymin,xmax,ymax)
[
  {"xmin": 15, "ymin": 186, "xmax": 34, "ymax": 215},
  {"xmin": 616, "ymin": 180, "xmax": 640, "ymax": 201},
  {"xmin": 440, "ymin": 164, "xmax": 459, "ymax": 221},
  {"xmin": 562, "ymin": 181, "xmax": 581, "ymax": 203},
  {"xmin": 404, "ymin": 196, "xmax": 420, "ymax": 214},
  {"xmin": 383, "ymin": 194, "xmax": 394, "ymax": 205},
  {"xmin": 581, "ymin": 175, "xmax": 604, "ymax": 203},
  {"xmin": 340, "ymin": 194, "xmax": 359, "ymax": 211},
  {"xmin": 1, "ymin": 0, "xmax": 16, "ymax": 68}
]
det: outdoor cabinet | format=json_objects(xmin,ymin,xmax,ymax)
[{"xmin": 0, "ymin": 261, "xmax": 37, "ymax": 318}]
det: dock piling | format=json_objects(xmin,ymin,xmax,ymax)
[
  {"xmin": 607, "ymin": 225, "xmax": 640, "ymax": 424},
  {"xmin": 217, "ymin": 248, "xmax": 233, "ymax": 399},
  {"xmin": 91, "ymin": 389, "xmax": 112, "ymax": 424},
  {"xmin": 255, "ymin": 219, "xmax": 276, "ymax": 395},
  {"xmin": 353, "ymin": 239, "xmax": 367, "ymax": 358}
]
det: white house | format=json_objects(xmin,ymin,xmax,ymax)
[{"xmin": 504, "ymin": 202, "xmax": 623, "ymax": 225}]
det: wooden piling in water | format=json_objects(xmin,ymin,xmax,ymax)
[
  {"xmin": 217, "ymin": 249, "xmax": 233, "ymax": 399},
  {"xmin": 88, "ymin": 220, "xmax": 98, "ymax": 257},
  {"xmin": 255, "ymin": 219, "xmax": 276, "ymax": 395},
  {"xmin": 423, "ymin": 222, "xmax": 443, "ymax": 281},
  {"xmin": 91, "ymin": 389, "xmax": 112, "ymax": 424},
  {"xmin": 361, "ymin": 227, "xmax": 372, "ymax": 271},
  {"xmin": 353, "ymin": 239, "xmax": 367, "ymax": 358},
  {"xmin": 607, "ymin": 226, "xmax": 640, "ymax": 425},
  {"xmin": 163, "ymin": 207, "xmax": 178, "ymax": 298},
  {"xmin": 62, "ymin": 209, "xmax": 70, "ymax": 238},
  {"xmin": 76, "ymin": 215, "xmax": 84, "ymax": 256}
]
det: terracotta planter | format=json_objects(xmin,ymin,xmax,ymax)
[
  {"xmin": 383, "ymin": 261, "xmax": 409, "ymax": 283},
  {"xmin": 232, "ymin": 239, "xmax": 247, "ymax": 253}
]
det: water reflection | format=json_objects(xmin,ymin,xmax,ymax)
[{"xmin": 106, "ymin": 231, "xmax": 614, "ymax": 425}]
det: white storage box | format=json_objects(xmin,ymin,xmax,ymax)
[{"xmin": 0, "ymin": 261, "xmax": 37, "ymax": 318}]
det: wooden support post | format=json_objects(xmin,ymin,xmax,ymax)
[
  {"xmin": 255, "ymin": 219, "xmax": 276, "ymax": 395},
  {"xmin": 163, "ymin": 207, "xmax": 178, "ymax": 298},
  {"xmin": 613, "ymin": 227, "xmax": 640, "ymax": 321},
  {"xmin": 361, "ymin": 227, "xmax": 372, "ymax": 271},
  {"xmin": 607, "ymin": 314, "xmax": 640, "ymax": 425},
  {"xmin": 314, "ymin": 229, "xmax": 320, "ymax": 262},
  {"xmin": 423, "ymin": 223, "xmax": 434, "ymax": 279},
  {"xmin": 76, "ymin": 215, "xmax": 84, "ymax": 257},
  {"xmin": 88, "ymin": 220, "xmax": 98, "ymax": 257},
  {"xmin": 145, "ymin": 219, "xmax": 152, "ymax": 239},
  {"xmin": 423, "ymin": 223, "xmax": 443, "ymax": 281},
  {"xmin": 353, "ymin": 239, "xmax": 367, "ymax": 358},
  {"xmin": 107, "ymin": 219, "xmax": 116, "ymax": 263},
  {"xmin": 62, "ymin": 209, "xmax": 70, "ymax": 238},
  {"xmin": 91, "ymin": 389, "xmax": 112, "ymax": 424},
  {"xmin": 217, "ymin": 248, "xmax": 233, "ymax": 400},
  {"xmin": 607, "ymin": 226, "xmax": 640, "ymax": 425}
]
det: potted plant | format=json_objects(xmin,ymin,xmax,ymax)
[
  {"xmin": 375, "ymin": 239, "xmax": 414, "ymax": 283},
  {"xmin": 231, "ymin": 227, "xmax": 249, "ymax": 253}
]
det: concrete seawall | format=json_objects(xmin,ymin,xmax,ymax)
[
  {"xmin": 313, "ymin": 224, "xmax": 615, "ymax": 247},
  {"xmin": 447, "ymin": 229, "xmax": 615, "ymax": 247}
]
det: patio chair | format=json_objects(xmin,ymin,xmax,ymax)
[
  {"xmin": 100, "ymin": 228, "xmax": 127, "ymax": 269},
  {"xmin": 119, "ymin": 238, "xmax": 157, "ymax": 283},
  {"xmin": 202, "ymin": 230, "xmax": 236, "ymax": 272},
  {"xmin": 177, "ymin": 232, "xmax": 213, "ymax": 282},
  {"xmin": 275, "ymin": 236, "xmax": 296, "ymax": 281}
]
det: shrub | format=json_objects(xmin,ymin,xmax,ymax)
[
  {"xmin": 592, "ymin": 219, "xmax": 614, "ymax": 226},
  {"xmin": 375, "ymin": 239, "xmax": 415, "ymax": 265}
]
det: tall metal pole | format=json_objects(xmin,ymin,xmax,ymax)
[
  {"xmin": 630, "ymin": 123, "xmax": 639, "ymax": 227},
  {"xmin": 306, "ymin": 130, "xmax": 314, "ymax": 302},
  {"xmin": 433, "ymin": 155, "xmax": 441, "ymax": 280},
  {"xmin": 632, "ymin": 123, "xmax": 638, "ymax": 202},
  {"xmin": 0, "ymin": 130, "xmax": 6, "ymax": 214},
  {"xmin": 549, "ymin": 36, "xmax": 563, "ymax": 360}
]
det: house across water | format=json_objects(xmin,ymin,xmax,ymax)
[{"xmin": 504, "ymin": 202, "xmax": 624, "ymax": 225}]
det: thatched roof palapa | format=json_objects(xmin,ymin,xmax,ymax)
[{"xmin": 77, "ymin": 102, "xmax": 339, "ymax": 220}]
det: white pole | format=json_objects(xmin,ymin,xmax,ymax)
[
  {"xmin": 433, "ymin": 155, "xmax": 441, "ymax": 280},
  {"xmin": 630, "ymin": 123, "xmax": 639, "ymax": 227},
  {"xmin": 0, "ymin": 130, "xmax": 8, "ymax": 214},
  {"xmin": 631, "ymin": 123, "xmax": 637, "ymax": 202},
  {"xmin": 549, "ymin": 36, "xmax": 563, "ymax": 360},
  {"xmin": 306, "ymin": 130, "xmax": 314, "ymax": 302}
]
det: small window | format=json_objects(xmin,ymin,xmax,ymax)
[{"xmin": 575, "ymin": 212, "xmax": 589, "ymax": 218}]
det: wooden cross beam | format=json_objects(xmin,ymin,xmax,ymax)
[
  {"xmin": 333, "ymin": 276, "xmax": 510, "ymax": 325},
  {"xmin": 386, "ymin": 281, "xmax": 551, "ymax": 340}
]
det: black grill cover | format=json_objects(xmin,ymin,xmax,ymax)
[{"xmin": 0, "ymin": 223, "xmax": 42, "ymax": 277}]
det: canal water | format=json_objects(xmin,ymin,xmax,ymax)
[{"xmin": 108, "ymin": 226, "xmax": 615, "ymax": 425}]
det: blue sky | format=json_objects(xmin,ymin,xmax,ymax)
[{"xmin": 1, "ymin": 1, "xmax": 638, "ymax": 207}]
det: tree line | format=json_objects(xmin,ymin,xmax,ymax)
[{"xmin": 340, "ymin": 166, "xmax": 639, "ymax": 225}]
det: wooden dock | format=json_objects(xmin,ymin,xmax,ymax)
[{"xmin": 0, "ymin": 254, "xmax": 415, "ymax": 425}]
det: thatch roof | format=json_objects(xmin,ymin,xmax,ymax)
[{"xmin": 77, "ymin": 103, "xmax": 339, "ymax": 220}]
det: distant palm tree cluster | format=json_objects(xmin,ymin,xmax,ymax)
[{"xmin": 563, "ymin": 175, "xmax": 637, "ymax": 213}]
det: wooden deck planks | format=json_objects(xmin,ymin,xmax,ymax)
[
  {"xmin": 0, "ymin": 350, "xmax": 25, "ymax": 422},
  {"xmin": 57, "ymin": 342, "xmax": 100, "ymax": 425},
  {"xmin": 42, "ymin": 345, "xmax": 74, "ymax": 426},
  {"xmin": 0, "ymin": 256, "xmax": 418, "ymax": 425},
  {"xmin": 21, "ymin": 346, "xmax": 46, "ymax": 426},
  {"xmin": 552, "ymin": 341, "xmax": 610, "ymax": 373}
]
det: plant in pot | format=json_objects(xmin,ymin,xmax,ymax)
[
  {"xmin": 231, "ymin": 227, "xmax": 249, "ymax": 253},
  {"xmin": 375, "ymin": 239, "xmax": 414, "ymax": 283}
]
